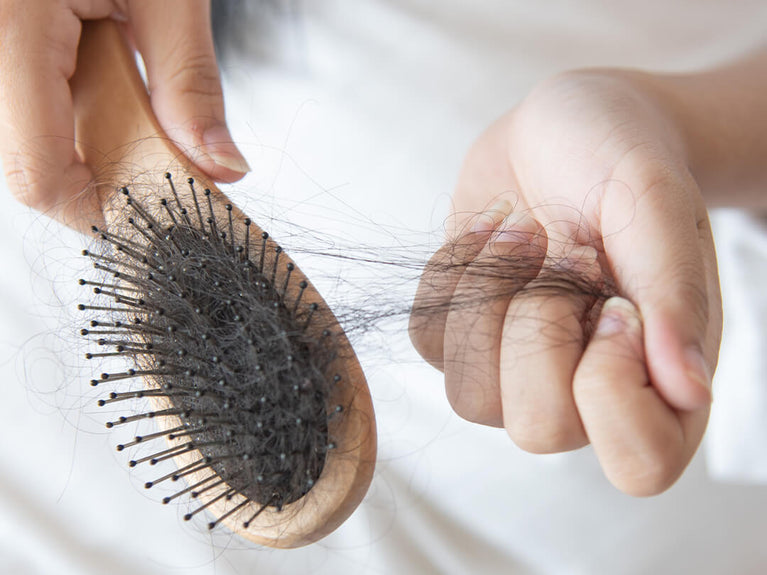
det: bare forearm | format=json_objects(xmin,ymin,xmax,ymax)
[{"xmin": 657, "ymin": 48, "xmax": 767, "ymax": 209}]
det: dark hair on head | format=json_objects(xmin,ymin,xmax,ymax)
[
  {"xmin": 211, "ymin": 0, "xmax": 302, "ymax": 61},
  {"xmin": 211, "ymin": 0, "xmax": 244, "ymax": 51}
]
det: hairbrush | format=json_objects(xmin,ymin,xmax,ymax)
[{"xmin": 71, "ymin": 19, "xmax": 376, "ymax": 548}]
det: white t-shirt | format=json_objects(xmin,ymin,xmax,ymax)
[{"xmin": 1, "ymin": 2, "xmax": 766, "ymax": 573}]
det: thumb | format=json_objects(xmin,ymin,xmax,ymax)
[
  {"xmin": 573, "ymin": 297, "xmax": 708, "ymax": 496},
  {"xmin": 601, "ymin": 160, "xmax": 720, "ymax": 411},
  {"xmin": 126, "ymin": 0, "xmax": 249, "ymax": 181}
]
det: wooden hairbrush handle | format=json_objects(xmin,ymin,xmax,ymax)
[{"xmin": 71, "ymin": 18, "xmax": 376, "ymax": 548}]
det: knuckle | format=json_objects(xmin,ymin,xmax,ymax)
[
  {"xmin": 7, "ymin": 170, "xmax": 52, "ymax": 211},
  {"xmin": 616, "ymin": 160, "xmax": 680, "ymax": 207},
  {"xmin": 446, "ymin": 380, "xmax": 502, "ymax": 427},
  {"xmin": 0, "ymin": 0, "xmax": 30, "ymax": 28},
  {"xmin": 3, "ymin": 155, "xmax": 51, "ymax": 211},
  {"xmin": 407, "ymin": 317, "xmax": 444, "ymax": 369},
  {"xmin": 3, "ymin": 150, "xmax": 87, "ymax": 214},
  {"xmin": 671, "ymin": 260, "xmax": 710, "ymax": 323},
  {"xmin": 506, "ymin": 408, "xmax": 588, "ymax": 454},
  {"xmin": 162, "ymin": 50, "xmax": 222, "ymax": 101},
  {"xmin": 607, "ymin": 443, "xmax": 682, "ymax": 497},
  {"xmin": 408, "ymin": 317, "xmax": 447, "ymax": 370}
]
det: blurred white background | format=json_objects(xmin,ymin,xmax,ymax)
[{"xmin": 2, "ymin": 1, "xmax": 767, "ymax": 573}]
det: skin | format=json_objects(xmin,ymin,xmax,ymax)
[
  {"xmin": 411, "ymin": 53, "xmax": 767, "ymax": 496},
  {"xmin": 1, "ymin": 2, "xmax": 765, "ymax": 498},
  {"xmin": 0, "ymin": 0, "xmax": 249, "ymax": 230}
]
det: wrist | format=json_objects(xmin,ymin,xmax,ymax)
[{"xmin": 646, "ymin": 53, "xmax": 767, "ymax": 209}]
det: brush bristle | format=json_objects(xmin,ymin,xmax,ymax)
[{"xmin": 79, "ymin": 175, "xmax": 345, "ymax": 523}]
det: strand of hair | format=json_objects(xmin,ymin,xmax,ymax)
[
  {"xmin": 178, "ymin": 177, "xmax": 202, "ymax": 232},
  {"xmin": 243, "ymin": 499, "xmax": 273, "ymax": 528},
  {"xmin": 117, "ymin": 425, "xmax": 186, "ymax": 451},
  {"xmin": 128, "ymin": 442, "xmax": 194, "ymax": 467},
  {"xmin": 162, "ymin": 173, "xmax": 191, "ymax": 228},
  {"xmin": 243, "ymin": 219, "xmax": 251, "ymax": 263},
  {"xmin": 184, "ymin": 487, "xmax": 236, "ymax": 521},
  {"xmin": 281, "ymin": 262, "xmax": 295, "ymax": 299},
  {"xmin": 91, "ymin": 226, "xmax": 146, "ymax": 252},
  {"xmin": 162, "ymin": 474, "xmax": 218, "ymax": 504},
  {"xmin": 226, "ymin": 204, "xmax": 235, "ymax": 257},
  {"xmin": 121, "ymin": 187, "xmax": 164, "ymax": 232},
  {"xmin": 146, "ymin": 456, "xmax": 211, "ymax": 488},
  {"xmin": 292, "ymin": 280, "xmax": 308, "ymax": 316},
  {"xmin": 303, "ymin": 302, "xmax": 319, "ymax": 330},
  {"xmin": 270, "ymin": 246, "xmax": 282, "ymax": 287},
  {"xmin": 202, "ymin": 188, "xmax": 218, "ymax": 239},
  {"xmin": 259, "ymin": 232, "xmax": 268, "ymax": 272},
  {"xmin": 79, "ymin": 279, "xmax": 141, "ymax": 293},
  {"xmin": 105, "ymin": 407, "xmax": 189, "ymax": 428},
  {"xmin": 207, "ymin": 496, "xmax": 251, "ymax": 530},
  {"xmin": 159, "ymin": 198, "xmax": 180, "ymax": 228}
]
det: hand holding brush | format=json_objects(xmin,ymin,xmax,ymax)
[{"xmin": 0, "ymin": 3, "xmax": 376, "ymax": 548}]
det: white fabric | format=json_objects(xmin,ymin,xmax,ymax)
[
  {"xmin": 1, "ymin": 1, "xmax": 766, "ymax": 573},
  {"xmin": 707, "ymin": 210, "xmax": 767, "ymax": 482}
]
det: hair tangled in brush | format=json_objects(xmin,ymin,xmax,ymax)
[
  {"xmin": 79, "ymin": 175, "xmax": 352, "ymax": 528},
  {"xmin": 74, "ymin": 169, "xmax": 623, "ymax": 539}
]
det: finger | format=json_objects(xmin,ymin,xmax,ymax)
[
  {"xmin": 126, "ymin": 0, "xmax": 249, "ymax": 181},
  {"xmin": 573, "ymin": 296, "xmax": 709, "ymax": 496},
  {"xmin": 443, "ymin": 212, "xmax": 546, "ymax": 426},
  {"xmin": 500, "ymin": 246, "xmax": 600, "ymax": 453},
  {"xmin": 601, "ymin": 161, "xmax": 718, "ymax": 411},
  {"xmin": 0, "ymin": 1, "xmax": 117, "ymax": 229},
  {"xmin": 447, "ymin": 114, "xmax": 523, "ymax": 237},
  {"xmin": 410, "ymin": 200, "xmax": 512, "ymax": 370}
]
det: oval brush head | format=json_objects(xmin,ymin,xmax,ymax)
[{"xmin": 71, "ymin": 20, "xmax": 376, "ymax": 547}]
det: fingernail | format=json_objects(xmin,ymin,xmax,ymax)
[
  {"xmin": 563, "ymin": 246, "xmax": 598, "ymax": 268},
  {"xmin": 202, "ymin": 125, "xmax": 251, "ymax": 173},
  {"xmin": 471, "ymin": 199, "xmax": 513, "ymax": 233},
  {"xmin": 684, "ymin": 346, "xmax": 712, "ymax": 398},
  {"xmin": 493, "ymin": 212, "xmax": 538, "ymax": 243},
  {"xmin": 596, "ymin": 297, "xmax": 641, "ymax": 337},
  {"xmin": 560, "ymin": 245, "xmax": 601, "ymax": 282}
]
